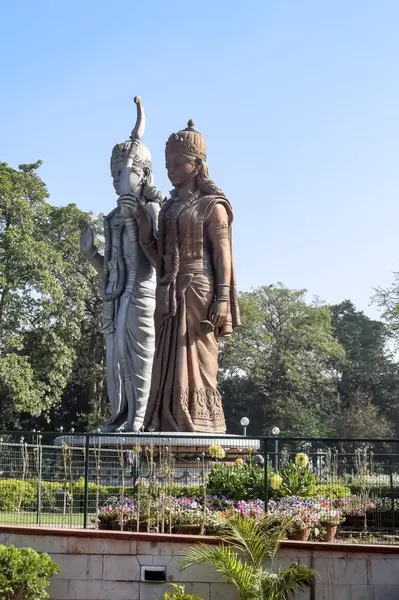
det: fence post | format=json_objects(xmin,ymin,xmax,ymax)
[
  {"xmin": 389, "ymin": 455, "xmax": 395, "ymax": 532},
  {"xmin": 83, "ymin": 434, "xmax": 90, "ymax": 529},
  {"xmin": 263, "ymin": 438, "xmax": 269, "ymax": 511},
  {"xmin": 35, "ymin": 433, "xmax": 42, "ymax": 526}
]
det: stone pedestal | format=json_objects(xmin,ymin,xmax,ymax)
[{"xmin": 53, "ymin": 432, "xmax": 260, "ymax": 486}]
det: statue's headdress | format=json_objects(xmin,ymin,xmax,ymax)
[
  {"xmin": 165, "ymin": 120, "xmax": 206, "ymax": 161},
  {"xmin": 111, "ymin": 97, "xmax": 152, "ymax": 172}
]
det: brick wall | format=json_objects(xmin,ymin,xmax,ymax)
[{"xmin": 0, "ymin": 526, "xmax": 398, "ymax": 600}]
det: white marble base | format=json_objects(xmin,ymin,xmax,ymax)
[{"xmin": 54, "ymin": 431, "xmax": 260, "ymax": 451}]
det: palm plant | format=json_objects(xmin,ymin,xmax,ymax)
[{"xmin": 180, "ymin": 514, "xmax": 315, "ymax": 600}]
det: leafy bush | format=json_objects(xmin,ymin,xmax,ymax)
[
  {"xmin": 0, "ymin": 480, "xmax": 36, "ymax": 511},
  {"xmin": 71, "ymin": 478, "xmax": 108, "ymax": 509},
  {"xmin": 0, "ymin": 545, "xmax": 59, "ymax": 600},
  {"xmin": 274, "ymin": 461, "xmax": 318, "ymax": 498},
  {"xmin": 314, "ymin": 483, "xmax": 351, "ymax": 499},
  {"xmin": 161, "ymin": 485, "xmax": 202, "ymax": 499},
  {"xmin": 39, "ymin": 482, "xmax": 63, "ymax": 511},
  {"xmin": 103, "ymin": 485, "xmax": 136, "ymax": 499},
  {"xmin": 349, "ymin": 484, "xmax": 399, "ymax": 496},
  {"xmin": 162, "ymin": 584, "xmax": 204, "ymax": 600},
  {"xmin": 206, "ymin": 463, "xmax": 264, "ymax": 500}
]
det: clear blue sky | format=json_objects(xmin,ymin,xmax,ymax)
[{"xmin": 1, "ymin": 0, "xmax": 398, "ymax": 317}]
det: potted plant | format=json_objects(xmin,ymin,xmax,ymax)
[
  {"xmin": 339, "ymin": 495, "xmax": 376, "ymax": 531},
  {"xmin": 173, "ymin": 507, "xmax": 206, "ymax": 535},
  {"xmin": 97, "ymin": 507, "xmax": 118, "ymax": 530},
  {"xmin": 287, "ymin": 509, "xmax": 320, "ymax": 541},
  {"xmin": 267, "ymin": 497, "xmax": 320, "ymax": 541},
  {"xmin": 318, "ymin": 508, "xmax": 345, "ymax": 542}
]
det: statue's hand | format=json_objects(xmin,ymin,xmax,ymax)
[
  {"xmin": 136, "ymin": 204, "xmax": 154, "ymax": 243},
  {"xmin": 209, "ymin": 300, "xmax": 229, "ymax": 329},
  {"xmin": 118, "ymin": 196, "xmax": 153, "ymax": 242},
  {"xmin": 80, "ymin": 227, "xmax": 96, "ymax": 258},
  {"xmin": 118, "ymin": 195, "xmax": 139, "ymax": 220}
]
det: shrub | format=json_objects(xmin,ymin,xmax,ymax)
[
  {"xmin": 0, "ymin": 545, "xmax": 59, "ymax": 600},
  {"xmin": 161, "ymin": 485, "xmax": 202, "ymax": 499},
  {"xmin": 39, "ymin": 482, "xmax": 63, "ymax": 512},
  {"xmin": 162, "ymin": 584, "xmax": 204, "ymax": 600},
  {"xmin": 274, "ymin": 461, "xmax": 318, "ymax": 498},
  {"xmin": 314, "ymin": 483, "xmax": 351, "ymax": 499},
  {"xmin": 206, "ymin": 463, "xmax": 264, "ymax": 500},
  {"xmin": 104, "ymin": 485, "xmax": 136, "ymax": 499},
  {"xmin": 0, "ymin": 480, "xmax": 36, "ymax": 511},
  {"xmin": 72, "ymin": 478, "xmax": 109, "ymax": 509}
]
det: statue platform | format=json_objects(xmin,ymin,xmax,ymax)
[
  {"xmin": 54, "ymin": 431, "xmax": 260, "ymax": 452},
  {"xmin": 53, "ymin": 432, "xmax": 261, "ymax": 486}
]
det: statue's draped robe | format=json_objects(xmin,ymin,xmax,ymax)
[
  {"xmin": 143, "ymin": 192, "xmax": 240, "ymax": 434},
  {"xmin": 103, "ymin": 205, "xmax": 157, "ymax": 430}
]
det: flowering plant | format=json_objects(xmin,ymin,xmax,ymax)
[
  {"xmin": 274, "ymin": 458, "xmax": 317, "ymax": 498},
  {"xmin": 267, "ymin": 497, "xmax": 320, "ymax": 532},
  {"xmin": 208, "ymin": 444, "xmax": 226, "ymax": 459},
  {"xmin": 269, "ymin": 474, "xmax": 283, "ymax": 491},
  {"xmin": 341, "ymin": 495, "xmax": 376, "ymax": 517},
  {"xmin": 318, "ymin": 508, "xmax": 344, "ymax": 525},
  {"xmin": 97, "ymin": 494, "xmax": 266, "ymax": 532},
  {"xmin": 97, "ymin": 506, "xmax": 118, "ymax": 523},
  {"xmin": 374, "ymin": 497, "xmax": 399, "ymax": 512},
  {"xmin": 295, "ymin": 453, "xmax": 310, "ymax": 468}
]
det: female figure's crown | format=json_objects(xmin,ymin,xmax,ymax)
[{"xmin": 165, "ymin": 120, "xmax": 207, "ymax": 161}]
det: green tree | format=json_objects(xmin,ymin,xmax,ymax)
[
  {"xmin": 0, "ymin": 161, "xmax": 103, "ymax": 428},
  {"xmin": 336, "ymin": 392, "xmax": 394, "ymax": 438},
  {"xmin": 329, "ymin": 300, "xmax": 399, "ymax": 435},
  {"xmin": 374, "ymin": 270, "xmax": 399, "ymax": 334},
  {"xmin": 219, "ymin": 284, "xmax": 345, "ymax": 436}
]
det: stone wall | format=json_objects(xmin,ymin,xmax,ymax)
[{"xmin": 0, "ymin": 526, "xmax": 398, "ymax": 600}]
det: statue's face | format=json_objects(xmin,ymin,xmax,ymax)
[
  {"xmin": 112, "ymin": 156, "xmax": 144, "ymax": 197},
  {"xmin": 166, "ymin": 151, "xmax": 197, "ymax": 188}
]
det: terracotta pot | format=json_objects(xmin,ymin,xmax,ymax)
[
  {"xmin": 174, "ymin": 524, "xmax": 205, "ymax": 535},
  {"xmin": 123, "ymin": 522, "xmax": 149, "ymax": 532},
  {"xmin": 288, "ymin": 528, "xmax": 311, "ymax": 541},
  {"xmin": 323, "ymin": 524, "xmax": 338, "ymax": 542}
]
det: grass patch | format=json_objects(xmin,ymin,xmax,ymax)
[{"xmin": 0, "ymin": 511, "xmax": 96, "ymax": 528}]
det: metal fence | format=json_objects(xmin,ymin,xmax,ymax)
[{"xmin": 0, "ymin": 432, "xmax": 398, "ymax": 543}]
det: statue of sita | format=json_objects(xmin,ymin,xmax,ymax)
[{"xmin": 130, "ymin": 119, "xmax": 241, "ymax": 433}]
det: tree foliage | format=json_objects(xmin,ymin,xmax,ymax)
[
  {"xmin": 0, "ymin": 161, "xmax": 104, "ymax": 429},
  {"xmin": 220, "ymin": 284, "xmax": 345, "ymax": 436},
  {"xmin": 220, "ymin": 288, "xmax": 399, "ymax": 438}
]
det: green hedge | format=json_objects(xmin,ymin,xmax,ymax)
[
  {"xmin": 0, "ymin": 481, "xmax": 36, "ymax": 511},
  {"xmin": 0, "ymin": 476, "xmax": 391, "ymax": 513},
  {"xmin": 0, "ymin": 545, "xmax": 59, "ymax": 600},
  {"xmin": 313, "ymin": 483, "xmax": 351, "ymax": 499}
]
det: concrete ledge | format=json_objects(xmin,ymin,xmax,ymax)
[
  {"xmin": 0, "ymin": 524, "xmax": 219, "ymax": 545},
  {"xmin": 0, "ymin": 524, "xmax": 398, "ymax": 554}
]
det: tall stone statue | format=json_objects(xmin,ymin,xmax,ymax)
[
  {"xmin": 80, "ymin": 97, "xmax": 164, "ymax": 432},
  {"xmin": 133, "ymin": 119, "xmax": 241, "ymax": 433}
]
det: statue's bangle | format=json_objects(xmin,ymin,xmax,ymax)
[
  {"xmin": 84, "ymin": 245, "xmax": 98, "ymax": 260},
  {"xmin": 216, "ymin": 284, "xmax": 230, "ymax": 302}
]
